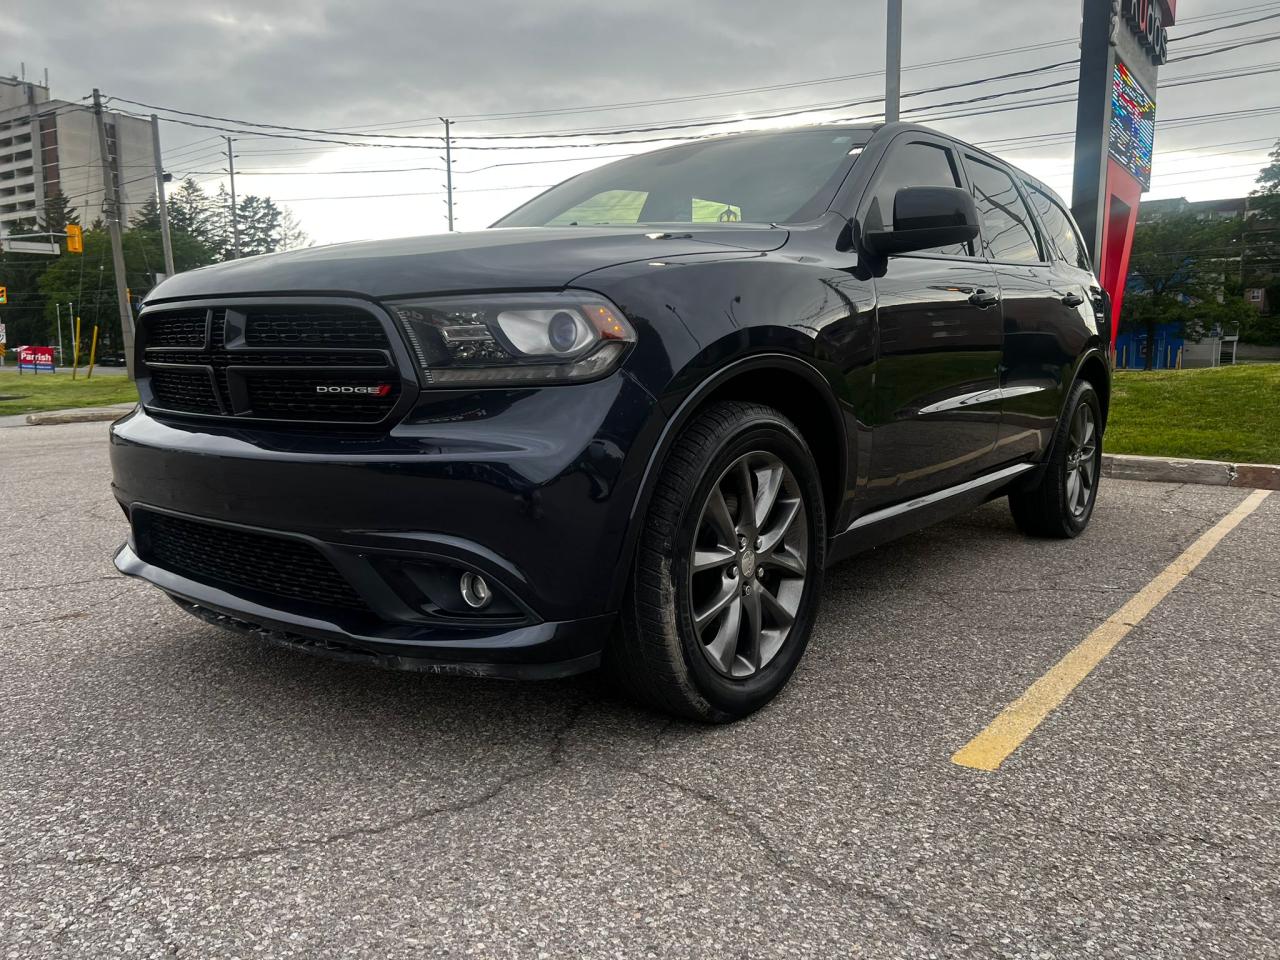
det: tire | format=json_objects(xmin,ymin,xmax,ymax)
[
  {"xmin": 1009, "ymin": 378, "xmax": 1103, "ymax": 539},
  {"xmin": 609, "ymin": 401, "xmax": 827, "ymax": 723}
]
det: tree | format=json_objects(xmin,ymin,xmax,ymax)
[
  {"xmin": 130, "ymin": 195, "xmax": 162, "ymax": 232},
  {"xmin": 166, "ymin": 177, "xmax": 214, "ymax": 239},
  {"xmin": 0, "ymin": 216, "xmax": 58, "ymax": 349},
  {"xmin": 37, "ymin": 225, "xmax": 217, "ymax": 356},
  {"xmin": 234, "ymin": 194, "xmax": 308, "ymax": 257},
  {"xmin": 237, "ymin": 194, "xmax": 280, "ymax": 258},
  {"xmin": 42, "ymin": 192, "xmax": 80, "ymax": 233},
  {"xmin": 1244, "ymin": 139, "xmax": 1280, "ymax": 297},
  {"xmin": 1252, "ymin": 140, "xmax": 1280, "ymax": 205},
  {"xmin": 1123, "ymin": 212, "xmax": 1251, "ymax": 369}
]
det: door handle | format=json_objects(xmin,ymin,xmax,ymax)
[
  {"xmin": 1061, "ymin": 292, "xmax": 1085, "ymax": 308},
  {"xmin": 968, "ymin": 289, "xmax": 1000, "ymax": 308}
]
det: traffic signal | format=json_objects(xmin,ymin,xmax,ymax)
[
  {"xmin": 0, "ymin": 285, "xmax": 7, "ymax": 305},
  {"xmin": 66, "ymin": 224, "xmax": 83, "ymax": 254}
]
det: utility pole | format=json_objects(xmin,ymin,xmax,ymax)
[
  {"xmin": 226, "ymin": 136, "xmax": 240, "ymax": 258},
  {"xmin": 884, "ymin": 0, "xmax": 903, "ymax": 123},
  {"xmin": 441, "ymin": 117, "xmax": 455, "ymax": 232},
  {"xmin": 151, "ymin": 114, "xmax": 175, "ymax": 277},
  {"xmin": 55, "ymin": 302, "xmax": 63, "ymax": 366},
  {"xmin": 92, "ymin": 88, "xmax": 137, "ymax": 380}
]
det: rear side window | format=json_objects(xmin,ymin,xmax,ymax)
[
  {"xmin": 866, "ymin": 140, "xmax": 973, "ymax": 256},
  {"xmin": 965, "ymin": 157, "xmax": 1042, "ymax": 263},
  {"xmin": 1026, "ymin": 183, "xmax": 1091, "ymax": 271}
]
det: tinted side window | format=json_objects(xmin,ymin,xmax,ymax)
[
  {"xmin": 1026, "ymin": 183, "xmax": 1090, "ymax": 271},
  {"xmin": 867, "ymin": 140, "xmax": 972, "ymax": 256},
  {"xmin": 965, "ymin": 157, "xmax": 1042, "ymax": 263}
]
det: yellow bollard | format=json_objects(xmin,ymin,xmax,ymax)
[
  {"xmin": 71, "ymin": 316, "xmax": 81, "ymax": 380},
  {"xmin": 86, "ymin": 326, "xmax": 99, "ymax": 380}
]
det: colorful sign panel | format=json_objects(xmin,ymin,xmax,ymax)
[
  {"xmin": 18, "ymin": 346, "xmax": 56, "ymax": 372},
  {"xmin": 1108, "ymin": 60, "xmax": 1156, "ymax": 191}
]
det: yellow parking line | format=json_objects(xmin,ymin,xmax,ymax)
[{"xmin": 952, "ymin": 488, "xmax": 1273, "ymax": 772}]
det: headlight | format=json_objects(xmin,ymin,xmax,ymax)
[{"xmin": 387, "ymin": 291, "xmax": 636, "ymax": 387}]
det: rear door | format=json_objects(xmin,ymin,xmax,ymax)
[
  {"xmin": 861, "ymin": 134, "xmax": 1004, "ymax": 505},
  {"xmin": 961, "ymin": 154, "xmax": 1079, "ymax": 463}
]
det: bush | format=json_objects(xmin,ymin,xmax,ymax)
[{"xmin": 1240, "ymin": 313, "xmax": 1280, "ymax": 345}]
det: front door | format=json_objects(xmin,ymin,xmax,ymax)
[{"xmin": 858, "ymin": 135, "xmax": 1004, "ymax": 505}]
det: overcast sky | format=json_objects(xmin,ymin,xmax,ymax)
[{"xmin": 6, "ymin": 0, "xmax": 1278, "ymax": 245}]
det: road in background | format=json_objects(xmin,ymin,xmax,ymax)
[{"xmin": 2, "ymin": 422, "xmax": 1277, "ymax": 958}]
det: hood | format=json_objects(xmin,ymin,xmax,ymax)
[{"xmin": 146, "ymin": 224, "xmax": 789, "ymax": 303}]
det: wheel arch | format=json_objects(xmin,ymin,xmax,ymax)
[
  {"xmin": 1070, "ymin": 348, "xmax": 1112, "ymax": 430},
  {"xmin": 607, "ymin": 353, "xmax": 849, "ymax": 610}
]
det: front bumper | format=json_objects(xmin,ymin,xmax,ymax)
[
  {"xmin": 109, "ymin": 371, "xmax": 661, "ymax": 676},
  {"xmin": 114, "ymin": 542, "xmax": 610, "ymax": 678}
]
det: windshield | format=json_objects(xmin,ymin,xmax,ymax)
[{"xmin": 494, "ymin": 129, "xmax": 870, "ymax": 228}]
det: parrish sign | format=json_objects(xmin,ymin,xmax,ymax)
[{"xmin": 18, "ymin": 346, "xmax": 56, "ymax": 373}]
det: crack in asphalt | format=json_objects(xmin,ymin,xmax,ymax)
[
  {"xmin": 3, "ymin": 575, "xmax": 126, "ymax": 594},
  {"xmin": 2, "ymin": 588, "xmax": 140, "ymax": 630},
  {"xmin": 9, "ymin": 699, "xmax": 592, "ymax": 884},
  {"xmin": 602, "ymin": 759, "xmax": 952, "ymax": 946}
]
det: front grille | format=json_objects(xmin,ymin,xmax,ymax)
[
  {"xmin": 147, "ymin": 312, "xmax": 207, "ymax": 347},
  {"xmin": 139, "ymin": 304, "xmax": 403, "ymax": 425},
  {"xmin": 137, "ymin": 511, "xmax": 368, "ymax": 611},
  {"xmin": 245, "ymin": 309, "xmax": 388, "ymax": 347},
  {"xmin": 149, "ymin": 367, "xmax": 220, "ymax": 414},
  {"xmin": 246, "ymin": 374, "xmax": 399, "ymax": 422}
]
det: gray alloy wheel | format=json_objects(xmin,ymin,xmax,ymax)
[
  {"xmin": 687, "ymin": 450, "xmax": 809, "ymax": 679},
  {"xmin": 1008, "ymin": 378, "xmax": 1103, "ymax": 539},
  {"xmin": 1064, "ymin": 402, "xmax": 1100, "ymax": 519}
]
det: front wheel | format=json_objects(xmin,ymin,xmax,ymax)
[
  {"xmin": 610, "ymin": 401, "xmax": 826, "ymax": 722},
  {"xmin": 1009, "ymin": 379, "xmax": 1103, "ymax": 538}
]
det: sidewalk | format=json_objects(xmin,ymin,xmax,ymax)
[{"xmin": 0, "ymin": 402, "xmax": 135, "ymax": 429}]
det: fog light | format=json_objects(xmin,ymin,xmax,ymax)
[{"xmin": 459, "ymin": 572, "xmax": 492, "ymax": 610}]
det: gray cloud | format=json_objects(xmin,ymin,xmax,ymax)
[{"xmin": 7, "ymin": 0, "xmax": 1276, "ymax": 241}]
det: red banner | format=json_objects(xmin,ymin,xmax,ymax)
[{"xmin": 18, "ymin": 346, "xmax": 56, "ymax": 371}]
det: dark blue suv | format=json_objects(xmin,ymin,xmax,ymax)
[{"xmin": 111, "ymin": 123, "xmax": 1110, "ymax": 721}]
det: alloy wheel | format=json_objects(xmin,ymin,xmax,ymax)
[
  {"xmin": 687, "ymin": 451, "xmax": 809, "ymax": 679},
  {"xmin": 1064, "ymin": 402, "xmax": 1099, "ymax": 518}
]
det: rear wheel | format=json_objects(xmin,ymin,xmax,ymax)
[
  {"xmin": 1009, "ymin": 379, "xmax": 1103, "ymax": 538},
  {"xmin": 610, "ymin": 401, "xmax": 826, "ymax": 722}
]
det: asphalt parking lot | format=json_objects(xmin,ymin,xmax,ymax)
[{"xmin": 2, "ymin": 421, "xmax": 1277, "ymax": 959}]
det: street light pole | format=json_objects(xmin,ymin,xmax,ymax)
[
  {"xmin": 92, "ymin": 88, "xmax": 137, "ymax": 380},
  {"xmin": 885, "ymin": 0, "xmax": 903, "ymax": 123},
  {"xmin": 151, "ymin": 114, "xmax": 175, "ymax": 277},
  {"xmin": 226, "ymin": 136, "xmax": 240, "ymax": 258},
  {"xmin": 441, "ymin": 117, "xmax": 455, "ymax": 232}
]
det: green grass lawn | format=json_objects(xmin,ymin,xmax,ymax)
[
  {"xmin": 1107, "ymin": 365, "xmax": 1280, "ymax": 464},
  {"xmin": 0, "ymin": 368, "xmax": 138, "ymax": 417}
]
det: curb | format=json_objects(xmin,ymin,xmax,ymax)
[
  {"xmin": 1102, "ymin": 453, "xmax": 1280, "ymax": 491},
  {"xmin": 21, "ymin": 404, "xmax": 136, "ymax": 426}
]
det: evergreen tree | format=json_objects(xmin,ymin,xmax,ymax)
[
  {"xmin": 237, "ymin": 194, "xmax": 280, "ymax": 258},
  {"xmin": 167, "ymin": 177, "xmax": 213, "ymax": 238},
  {"xmin": 130, "ymin": 195, "xmax": 162, "ymax": 231},
  {"xmin": 42, "ymin": 192, "xmax": 80, "ymax": 233}
]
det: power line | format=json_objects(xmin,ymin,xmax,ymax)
[
  {"xmin": 274, "ymin": 183, "xmax": 557, "ymax": 202},
  {"xmin": 328, "ymin": 2, "xmax": 1280, "ymax": 129},
  {"xmin": 99, "ymin": 24, "xmax": 1280, "ymax": 151}
]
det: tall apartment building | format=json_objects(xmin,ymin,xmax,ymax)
[{"xmin": 0, "ymin": 76, "xmax": 157, "ymax": 234}]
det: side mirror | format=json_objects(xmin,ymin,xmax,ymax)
[{"xmin": 863, "ymin": 186, "xmax": 980, "ymax": 257}]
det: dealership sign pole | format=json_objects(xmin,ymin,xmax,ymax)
[{"xmin": 1072, "ymin": 0, "xmax": 1174, "ymax": 351}]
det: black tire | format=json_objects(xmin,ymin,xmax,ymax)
[
  {"xmin": 609, "ymin": 401, "xmax": 827, "ymax": 723},
  {"xmin": 1009, "ymin": 379, "xmax": 1103, "ymax": 538}
]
